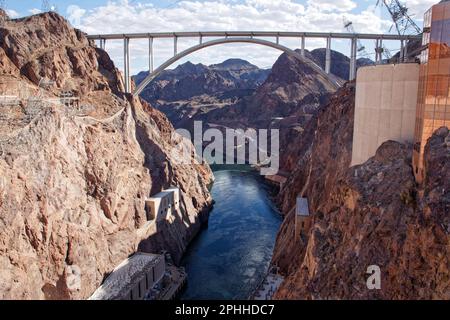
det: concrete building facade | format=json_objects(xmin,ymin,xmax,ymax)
[
  {"xmin": 351, "ymin": 63, "xmax": 420, "ymax": 166},
  {"xmin": 413, "ymin": 1, "xmax": 450, "ymax": 182}
]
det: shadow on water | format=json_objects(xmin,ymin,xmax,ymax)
[{"xmin": 180, "ymin": 166, "xmax": 282, "ymax": 300}]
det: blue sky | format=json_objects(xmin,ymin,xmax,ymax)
[{"xmin": 2, "ymin": 0, "xmax": 436, "ymax": 73}]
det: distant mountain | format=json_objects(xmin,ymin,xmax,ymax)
[
  {"xmin": 133, "ymin": 49, "xmax": 372, "ymax": 131},
  {"xmin": 133, "ymin": 59, "xmax": 271, "ymax": 104}
]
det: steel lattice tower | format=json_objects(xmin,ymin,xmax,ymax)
[
  {"xmin": 41, "ymin": 0, "xmax": 50, "ymax": 12},
  {"xmin": 377, "ymin": 0, "xmax": 421, "ymax": 36}
]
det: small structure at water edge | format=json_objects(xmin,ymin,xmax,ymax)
[
  {"xmin": 89, "ymin": 252, "xmax": 166, "ymax": 300},
  {"xmin": 89, "ymin": 251, "xmax": 187, "ymax": 300},
  {"xmin": 295, "ymin": 197, "xmax": 311, "ymax": 241}
]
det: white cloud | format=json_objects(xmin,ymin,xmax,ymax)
[
  {"xmin": 29, "ymin": 8, "xmax": 42, "ymax": 15},
  {"xmin": 6, "ymin": 9, "xmax": 19, "ymax": 18},
  {"xmin": 307, "ymin": 0, "xmax": 357, "ymax": 13},
  {"xmin": 404, "ymin": 0, "xmax": 436, "ymax": 19},
  {"xmin": 76, "ymin": 0, "xmax": 393, "ymax": 74},
  {"xmin": 67, "ymin": 5, "xmax": 86, "ymax": 27}
]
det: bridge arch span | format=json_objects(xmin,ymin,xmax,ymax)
[{"xmin": 133, "ymin": 37, "xmax": 341, "ymax": 97}]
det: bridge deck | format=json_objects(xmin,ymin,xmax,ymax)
[{"xmin": 87, "ymin": 31, "xmax": 421, "ymax": 41}]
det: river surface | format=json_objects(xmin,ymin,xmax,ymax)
[{"xmin": 180, "ymin": 169, "xmax": 282, "ymax": 300}]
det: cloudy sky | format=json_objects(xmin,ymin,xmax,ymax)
[{"xmin": 3, "ymin": 0, "xmax": 436, "ymax": 74}]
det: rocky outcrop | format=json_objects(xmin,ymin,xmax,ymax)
[
  {"xmin": 310, "ymin": 49, "xmax": 374, "ymax": 81},
  {"xmin": 272, "ymin": 82, "xmax": 449, "ymax": 299},
  {"xmin": 272, "ymin": 83, "xmax": 355, "ymax": 274},
  {"xmin": 0, "ymin": 12, "xmax": 212, "ymax": 300},
  {"xmin": 242, "ymin": 50, "xmax": 337, "ymax": 128}
]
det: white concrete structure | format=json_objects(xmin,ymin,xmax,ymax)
[
  {"xmin": 145, "ymin": 187, "xmax": 180, "ymax": 222},
  {"xmin": 351, "ymin": 63, "xmax": 420, "ymax": 166},
  {"xmin": 296, "ymin": 197, "xmax": 310, "ymax": 217},
  {"xmin": 89, "ymin": 253, "xmax": 165, "ymax": 300}
]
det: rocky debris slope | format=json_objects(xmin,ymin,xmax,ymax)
[
  {"xmin": 272, "ymin": 83, "xmax": 449, "ymax": 299},
  {"xmin": 0, "ymin": 11, "xmax": 213, "ymax": 300}
]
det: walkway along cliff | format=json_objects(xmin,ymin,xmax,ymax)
[{"xmin": 0, "ymin": 11, "xmax": 213, "ymax": 299}]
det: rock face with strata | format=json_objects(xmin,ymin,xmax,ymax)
[
  {"xmin": 272, "ymin": 83, "xmax": 449, "ymax": 299},
  {"xmin": 0, "ymin": 11, "xmax": 213, "ymax": 300}
]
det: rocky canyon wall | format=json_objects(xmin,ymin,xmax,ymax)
[
  {"xmin": 0, "ymin": 11, "xmax": 212, "ymax": 299},
  {"xmin": 272, "ymin": 81, "xmax": 449, "ymax": 299}
]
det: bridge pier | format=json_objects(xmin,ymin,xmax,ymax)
[
  {"xmin": 124, "ymin": 37, "xmax": 130, "ymax": 93},
  {"xmin": 325, "ymin": 37, "xmax": 331, "ymax": 74},
  {"xmin": 174, "ymin": 36, "xmax": 178, "ymax": 56},
  {"xmin": 400, "ymin": 39, "xmax": 406, "ymax": 62},
  {"xmin": 99, "ymin": 38, "xmax": 106, "ymax": 50},
  {"xmin": 301, "ymin": 35, "xmax": 305, "ymax": 57},
  {"xmin": 375, "ymin": 38, "xmax": 382, "ymax": 64},
  {"xmin": 149, "ymin": 37, "xmax": 154, "ymax": 73},
  {"xmin": 350, "ymin": 37, "xmax": 357, "ymax": 81}
]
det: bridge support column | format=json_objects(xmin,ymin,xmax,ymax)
[
  {"xmin": 199, "ymin": 35, "xmax": 203, "ymax": 44},
  {"xmin": 375, "ymin": 38, "xmax": 382, "ymax": 64},
  {"xmin": 174, "ymin": 36, "xmax": 178, "ymax": 56},
  {"xmin": 124, "ymin": 37, "xmax": 130, "ymax": 93},
  {"xmin": 149, "ymin": 37, "xmax": 154, "ymax": 73},
  {"xmin": 100, "ymin": 38, "xmax": 106, "ymax": 50},
  {"xmin": 301, "ymin": 36, "xmax": 305, "ymax": 57},
  {"xmin": 350, "ymin": 37, "xmax": 357, "ymax": 81},
  {"xmin": 400, "ymin": 40, "xmax": 405, "ymax": 62},
  {"xmin": 403, "ymin": 41, "xmax": 408, "ymax": 61},
  {"xmin": 325, "ymin": 37, "xmax": 331, "ymax": 74}
]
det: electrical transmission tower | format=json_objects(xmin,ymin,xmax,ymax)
[
  {"xmin": 344, "ymin": 17, "xmax": 391, "ymax": 63},
  {"xmin": 41, "ymin": 0, "xmax": 58, "ymax": 13},
  {"xmin": 376, "ymin": 0, "xmax": 421, "ymax": 36},
  {"xmin": 41, "ymin": 0, "xmax": 50, "ymax": 12},
  {"xmin": 343, "ymin": 18, "xmax": 369, "ymax": 58}
]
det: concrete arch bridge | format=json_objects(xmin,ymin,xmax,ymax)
[{"xmin": 87, "ymin": 31, "xmax": 421, "ymax": 97}]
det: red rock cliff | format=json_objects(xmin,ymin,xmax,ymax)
[
  {"xmin": 272, "ymin": 83, "xmax": 449, "ymax": 299},
  {"xmin": 0, "ymin": 11, "xmax": 213, "ymax": 299}
]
